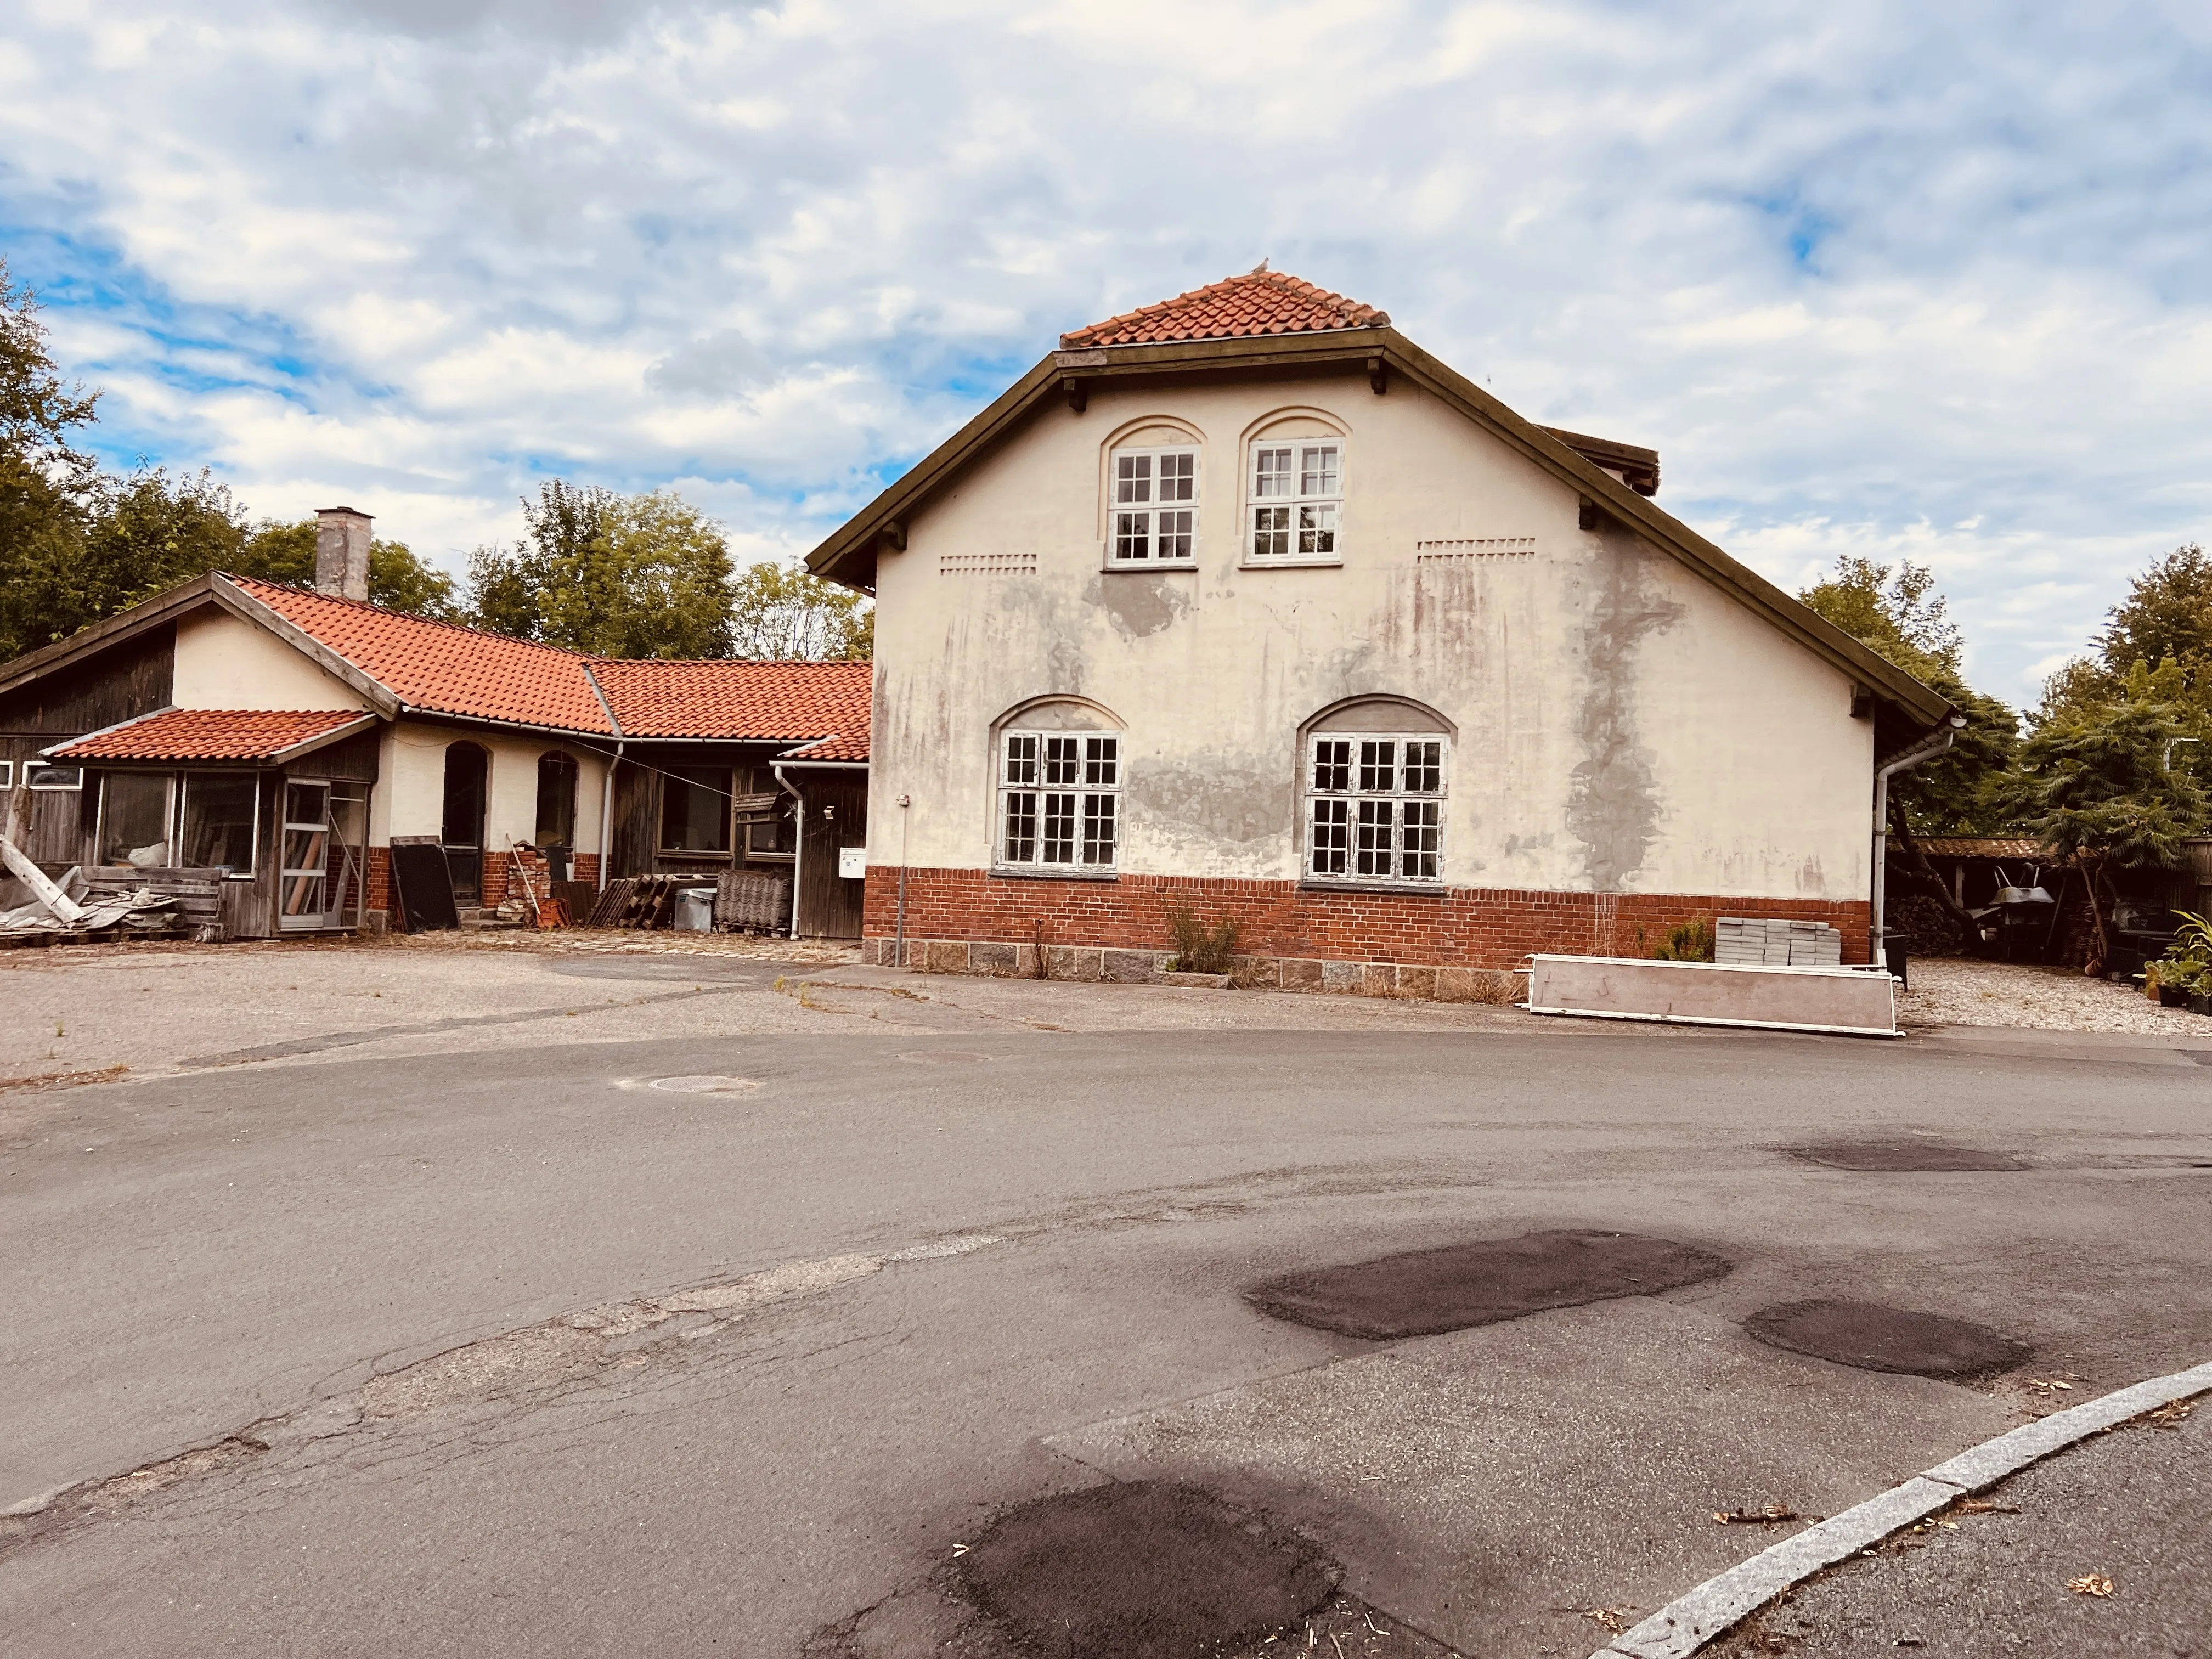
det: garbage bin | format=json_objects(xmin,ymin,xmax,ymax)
[
  {"xmin": 1883, "ymin": 939, "xmax": 1909, "ymax": 989},
  {"xmin": 673, "ymin": 886, "xmax": 718, "ymax": 932}
]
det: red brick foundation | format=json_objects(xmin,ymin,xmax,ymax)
[{"xmin": 861, "ymin": 866, "xmax": 1870, "ymax": 972}]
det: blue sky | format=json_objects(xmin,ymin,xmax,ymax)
[{"xmin": 4, "ymin": 0, "xmax": 2209, "ymax": 704}]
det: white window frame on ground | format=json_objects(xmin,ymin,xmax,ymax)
[
  {"xmin": 1305, "ymin": 733, "xmax": 1444, "ymax": 885},
  {"xmin": 997, "ymin": 730, "xmax": 1121, "ymax": 872},
  {"xmin": 1107, "ymin": 445, "xmax": 1199, "ymax": 566},
  {"xmin": 1247, "ymin": 439, "xmax": 1344, "ymax": 563}
]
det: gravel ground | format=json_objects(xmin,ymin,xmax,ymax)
[{"xmin": 1899, "ymin": 956, "xmax": 2212, "ymax": 1035}]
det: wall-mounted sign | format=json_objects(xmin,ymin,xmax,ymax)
[{"xmin": 838, "ymin": 846, "xmax": 867, "ymax": 880}]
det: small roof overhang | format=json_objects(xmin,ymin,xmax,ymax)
[{"xmin": 44, "ymin": 707, "xmax": 379, "ymax": 765}]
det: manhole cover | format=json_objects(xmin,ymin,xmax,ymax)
[
  {"xmin": 1744, "ymin": 1299, "xmax": 2031, "ymax": 1378},
  {"xmin": 1246, "ymin": 1228, "xmax": 1731, "ymax": 1340},
  {"xmin": 1785, "ymin": 1141, "xmax": 2026, "ymax": 1172},
  {"xmin": 648, "ymin": 1075, "xmax": 761, "ymax": 1094},
  {"xmin": 896, "ymin": 1050, "xmax": 991, "ymax": 1064},
  {"xmin": 958, "ymin": 1481, "xmax": 1332, "ymax": 1658}
]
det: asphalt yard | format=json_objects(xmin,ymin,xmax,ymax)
[{"xmin": 2, "ymin": 936, "xmax": 2208, "ymax": 1656}]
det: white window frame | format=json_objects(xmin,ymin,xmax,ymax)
[
  {"xmin": 996, "ymin": 729, "xmax": 1121, "ymax": 873},
  {"xmin": 95, "ymin": 771, "xmax": 177, "ymax": 868},
  {"xmin": 0, "ymin": 760, "xmax": 12, "ymax": 789},
  {"xmin": 1246, "ymin": 438, "xmax": 1345, "ymax": 565},
  {"xmin": 1304, "ymin": 732, "xmax": 1445, "ymax": 887},
  {"xmin": 1105, "ymin": 445, "xmax": 1200, "ymax": 568},
  {"xmin": 26, "ymin": 762, "xmax": 83, "ymax": 791}
]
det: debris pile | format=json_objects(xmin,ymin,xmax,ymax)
[{"xmin": 0, "ymin": 836, "xmax": 185, "ymax": 945}]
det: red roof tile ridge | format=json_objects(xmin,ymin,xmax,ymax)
[
  {"xmin": 221, "ymin": 574, "xmax": 592, "ymax": 658},
  {"xmin": 1060, "ymin": 269, "xmax": 1389, "ymax": 349}
]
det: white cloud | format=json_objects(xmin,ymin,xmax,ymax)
[{"xmin": 1, "ymin": 0, "xmax": 2207, "ymax": 701}]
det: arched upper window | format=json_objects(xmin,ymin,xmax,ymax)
[
  {"xmin": 1243, "ymin": 409, "xmax": 1348, "ymax": 565},
  {"xmin": 1300, "ymin": 698, "xmax": 1451, "ymax": 887},
  {"xmin": 1105, "ymin": 423, "xmax": 1201, "ymax": 567},
  {"xmin": 535, "ymin": 752, "xmax": 579, "ymax": 848},
  {"xmin": 992, "ymin": 697, "xmax": 1124, "ymax": 873}
]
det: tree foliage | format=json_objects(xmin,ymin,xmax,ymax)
[
  {"xmin": 1798, "ymin": 557, "xmax": 2018, "ymax": 833},
  {"xmin": 727, "ymin": 560, "xmax": 873, "ymax": 660},
  {"xmin": 466, "ymin": 483, "xmax": 736, "ymax": 658},
  {"xmin": 463, "ymin": 481, "xmax": 873, "ymax": 662}
]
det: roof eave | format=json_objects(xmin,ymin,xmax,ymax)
[{"xmin": 806, "ymin": 323, "xmax": 1951, "ymax": 730}]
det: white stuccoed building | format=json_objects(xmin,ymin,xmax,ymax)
[{"xmin": 809, "ymin": 269, "xmax": 1951, "ymax": 991}]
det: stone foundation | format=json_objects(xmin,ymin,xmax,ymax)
[{"xmin": 860, "ymin": 935, "xmax": 1525, "ymax": 1002}]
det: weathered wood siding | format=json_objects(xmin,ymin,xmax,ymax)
[
  {"xmin": 795, "ymin": 771, "xmax": 868, "ymax": 938},
  {"xmin": 0, "ymin": 626, "xmax": 176, "ymax": 870}
]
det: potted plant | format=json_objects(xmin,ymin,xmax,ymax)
[{"xmin": 2152, "ymin": 911, "xmax": 2212, "ymax": 1013}]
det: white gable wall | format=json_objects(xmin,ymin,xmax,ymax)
[
  {"xmin": 871, "ymin": 370, "xmax": 1870, "ymax": 902},
  {"xmin": 172, "ymin": 609, "xmax": 374, "ymax": 712}
]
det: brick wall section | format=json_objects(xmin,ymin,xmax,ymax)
[
  {"xmin": 861, "ymin": 866, "xmax": 1871, "ymax": 969},
  {"xmin": 362, "ymin": 848, "xmax": 599, "ymax": 927}
]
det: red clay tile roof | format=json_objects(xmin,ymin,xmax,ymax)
[
  {"xmin": 1060, "ymin": 269, "xmax": 1389, "ymax": 349},
  {"xmin": 589, "ymin": 658, "xmax": 871, "ymax": 745},
  {"xmin": 779, "ymin": 730, "xmax": 868, "ymax": 762},
  {"xmin": 1887, "ymin": 836, "xmax": 2046, "ymax": 860},
  {"xmin": 52, "ymin": 707, "xmax": 374, "ymax": 761},
  {"xmin": 228, "ymin": 575, "xmax": 618, "ymax": 734},
  {"xmin": 217, "ymin": 576, "xmax": 870, "ymax": 754}
]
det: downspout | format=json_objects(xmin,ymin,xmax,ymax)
[
  {"xmin": 771, "ymin": 759, "xmax": 804, "ymax": 940},
  {"xmin": 580, "ymin": 663, "xmax": 625, "ymax": 894},
  {"xmin": 597, "ymin": 741, "xmax": 623, "ymax": 892},
  {"xmin": 1870, "ymin": 716, "xmax": 1964, "ymax": 968}
]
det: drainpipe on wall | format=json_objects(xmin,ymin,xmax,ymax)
[
  {"xmin": 895, "ymin": 793, "xmax": 911, "ymax": 969},
  {"xmin": 1870, "ymin": 716, "xmax": 1964, "ymax": 968},
  {"xmin": 771, "ymin": 759, "xmax": 805, "ymax": 940},
  {"xmin": 597, "ymin": 742, "xmax": 623, "ymax": 891}
]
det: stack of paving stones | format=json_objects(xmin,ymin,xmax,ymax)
[{"xmin": 1715, "ymin": 916, "xmax": 1844, "ymax": 966}]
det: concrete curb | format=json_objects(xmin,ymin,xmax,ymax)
[{"xmin": 1593, "ymin": 1358, "xmax": 2212, "ymax": 1659}]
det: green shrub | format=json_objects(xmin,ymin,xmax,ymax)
[
  {"xmin": 1166, "ymin": 902, "xmax": 1242, "ymax": 975},
  {"xmin": 1652, "ymin": 917, "xmax": 1715, "ymax": 962}
]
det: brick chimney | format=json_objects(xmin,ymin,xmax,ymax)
[{"xmin": 314, "ymin": 506, "xmax": 373, "ymax": 601}]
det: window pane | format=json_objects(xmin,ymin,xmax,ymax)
[
  {"xmin": 1003, "ymin": 790, "xmax": 1037, "ymax": 862},
  {"xmin": 1311, "ymin": 798, "xmax": 1349, "ymax": 874},
  {"xmin": 101, "ymin": 774, "xmax": 171, "ymax": 866},
  {"xmin": 1358, "ymin": 740, "xmax": 1395, "ymax": 793},
  {"xmin": 535, "ymin": 753, "xmax": 577, "ymax": 845},
  {"xmin": 1402, "ymin": 741, "xmax": 1442, "ymax": 793},
  {"xmin": 1003, "ymin": 735, "xmax": 1037, "ymax": 785},
  {"xmin": 1312, "ymin": 739, "xmax": 1350, "ymax": 792},
  {"xmin": 1299, "ymin": 503, "xmax": 1338, "ymax": 556},
  {"xmin": 1113, "ymin": 509, "xmax": 1151, "ymax": 561},
  {"xmin": 659, "ymin": 768, "xmax": 730, "ymax": 853},
  {"xmin": 1084, "ymin": 736, "xmax": 1118, "ymax": 787},
  {"xmin": 182, "ymin": 774, "xmax": 257, "ymax": 871},
  {"xmin": 1251, "ymin": 505, "xmax": 1290, "ymax": 558},
  {"xmin": 1115, "ymin": 453, "xmax": 1152, "ymax": 504},
  {"xmin": 1081, "ymin": 794, "xmax": 1116, "ymax": 865},
  {"xmin": 1155, "ymin": 509, "xmax": 1192, "ymax": 560},
  {"xmin": 1355, "ymin": 799, "xmax": 1395, "ymax": 877},
  {"xmin": 1043, "ymin": 736, "xmax": 1079, "ymax": 786},
  {"xmin": 1041, "ymin": 793, "xmax": 1076, "ymax": 862},
  {"xmin": 1300, "ymin": 445, "xmax": 1339, "ymax": 496},
  {"xmin": 1158, "ymin": 451, "xmax": 1195, "ymax": 502},
  {"xmin": 1252, "ymin": 447, "xmax": 1293, "ymax": 498},
  {"xmin": 1401, "ymin": 800, "xmax": 1441, "ymax": 880}
]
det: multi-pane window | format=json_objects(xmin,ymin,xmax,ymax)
[
  {"xmin": 1305, "ymin": 734, "xmax": 1444, "ymax": 884},
  {"xmin": 1109, "ymin": 447, "xmax": 1198, "ymax": 563},
  {"xmin": 999, "ymin": 731, "xmax": 1120, "ymax": 871},
  {"xmin": 1249, "ymin": 441, "xmax": 1344, "ymax": 560}
]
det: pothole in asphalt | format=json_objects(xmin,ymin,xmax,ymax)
[
  {"xmin": 957, "ymin": 1481, "xmax": 1335, "ymax": 1659},
  {"xmin": 1785, "ymin": 1141, "xmax": 2026, "ymax": 1172},
  {"xmin": 647, "ymin": 1075, "xmax": 761, "ymax": 1094},
  {"xmin": 1743, "ymin": 1299, "xmax": 2032, "ymax": 1378},
  {"xmin": 898, "ymin": 1050, "xmax": 992, "ymax": 1064},
  {"xmin": 1246, "ymin": 1228, "xmax": 1731, "ymax": 1340}
]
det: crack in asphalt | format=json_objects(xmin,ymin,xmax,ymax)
[
  {"xmin": 0, "ymin": 1232, "xmax": 1002, "ymax": 1562},
  {"xmin": 174, "ymin": 983, "xmax": 769, "ymax": 1068}
]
